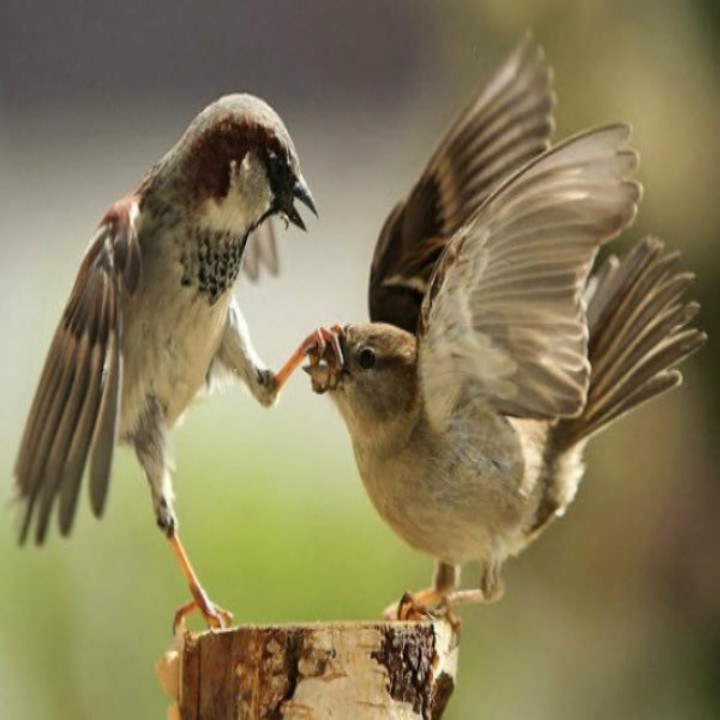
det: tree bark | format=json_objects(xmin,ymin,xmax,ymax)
[{"xmin": 157, "ymin": 619, "xmax": 459, "ymax": 720}]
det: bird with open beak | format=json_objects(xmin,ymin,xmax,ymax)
[
  {"xmin": 281, "ymin": 40, "xmax": 706, "ymax": 620},
  {"xmin": 14, "ymin": 94, "xmax": 317, "ymax": 628}
]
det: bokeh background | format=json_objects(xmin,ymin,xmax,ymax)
[{"xmin": 1, "ymin": 1, "xmax": 719, "ymax": 718}]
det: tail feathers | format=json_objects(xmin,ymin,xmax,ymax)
[{"xmin": 555, "ymin": 237, "xmax": 706, "ymax": 450}]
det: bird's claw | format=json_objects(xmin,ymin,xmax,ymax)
[
  {"xmin": 397, "ymin": 591, "xmax": 434, "ymax": 621},
  {"xmin": 383, "ymin": 591, "xmax": 431, "ymax": 622},
  {"xmin": 434, "ymin": 599, "xmax": 463, "ymax": 640},
  {"xmin": 304, "ymin": 325, "xmax": 344, "ymax": 365},
  {"xmin": 383, "ymin": 591, "xmax": 463, "ymax": 637},
  {"xmin": 274, "ymin": 325, "xmax": 344, "ymax": 392},
  {"xmin": 303, "ymin": 325, "xmax": 344, "ymax": 393},
  {"xmin": 172, "ymin": 587, "xmax": 233, "ymax": 633}
]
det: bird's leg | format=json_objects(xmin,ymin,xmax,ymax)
[
  {"xmin": 134, "ymin": 406, "xmax": 232, "ymax": 631},
  {"xmin": 440, "ymin": 590, "xmax": 487, "ymax": 607},
  {"xmin": 169, "ymin": 530, "xmax": 233, "ymax": 632},
  {"xmin": 215, "ymin": 302, "xmax": 278, "ymax": 407},
  {"xmin": 274, "ymin": 325, "xmax": 344, "ymax": 391},
  {"xmin": 154, "ymin": 487, "xmax": 232, "ymax": 632},
  {"xmin": 383, "ymin": 562, "xmax": 460, "ymax": 621},
  {"xmin": 443, "ymin": 561, "xmax": 504, "ymax": 608}
]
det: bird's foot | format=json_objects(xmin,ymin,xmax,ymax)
[
  {"xmin": 275, "ymin": 325, "xmax": 345, "ymax": 393},
  {"xmin": 302, "ymin": 325, "xmax": 345, "ymax": 393},
  {"xmin": 383, "ymin": 589, "xmax": 463, "ymax": 636},
  {"xmin": 173, "ymin": 585, "xmax": 233, "ymax": 633},
  {"xmin": 168, "ymin": 531, "xmax": 233, "ymax": 633},
  {"xmin": 383, "ymin": 588, "xmax": 442, "ymax": 621},
  {"xmin": 395, "ymin": 591, "xmax": 434, "ymax": 621},
  {"xmin": 434, "ymin": 599, "xmax": 463, "ymax": 641}
]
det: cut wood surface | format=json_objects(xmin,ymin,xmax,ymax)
[{"xmin": 157, "ymin": 619, "xmax": 459, "ymax": 719}]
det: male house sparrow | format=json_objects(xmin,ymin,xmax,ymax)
[
  {"xmin": 287, "ymin": 46, "xmax": 706, "ymax": 617},
  {"xmin": 14, "ymin": 94, "xmax": 316, "ymax": 628}
]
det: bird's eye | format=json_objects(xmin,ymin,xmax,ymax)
[
  {"xmin": 267, "ymin": 150, "xmax": 285, "ymax": 176},
  {"xmin": 358, "ymin": 347, "xmax": 376, "ymax": 370}
]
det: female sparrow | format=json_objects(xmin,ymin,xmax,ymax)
[{"xmin": 285, "ymin": 48, "xmax": 704, "ymax": 618}]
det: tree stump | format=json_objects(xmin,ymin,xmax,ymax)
[{"xmin": 157, "ymin": 619, "xmax": 459, "ymax": 719}]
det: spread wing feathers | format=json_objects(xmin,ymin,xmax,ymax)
[
  {"xmin": 243, "ymin": 219, "xmax": 279, "ymax": 281},
  {"xmin": 369, "ymin": 34, "xmax": 555, "ymax": 333},
  {"xmin": 418, "ymin": 125, "xmax": 642, "ymax": 429},
  {"xmin": 554, "ymin": 238, "xmax": 706, "ymax": 449},
  {"xmin": 14, "ymin": 198, "xmax": 141, "ymax": 544}
]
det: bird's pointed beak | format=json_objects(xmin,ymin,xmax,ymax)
[
  {"xmin": 294, "ymin": 175, "xmax": 317, "ymax": 216},
  {"xmin": 284, "ymin": 174, "xmax": 317, "ymax": 231}
]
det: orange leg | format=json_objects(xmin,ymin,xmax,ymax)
[
  {"xmin": 385, "ymin": 589, "xmax": 462, "ymax": 637},
  {"xmin": 383, "ymin": 562, "xmax": 460, "ymax": 621},
  {"xmin": 273, "ymin": 325, "xmax": 344, "ymax": 391},
  {"xmin": 383, "ymin": 588, "xmax": 445, "ymax": 621},
  {"xmin": 169, "ymin": 531, "xmax": 233, "ymax": 632}
]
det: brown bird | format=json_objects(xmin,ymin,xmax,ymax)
[
  {"xmin": 285, "ymin": 45, "xmax": 706, "ymax": 618},
  {"xmin": 14, "ymin": 94, "xmax": 316, "ymax": 628},
  {"xmin": 280, "ymin": 35, "xmax": 556, "ymax": 400}
]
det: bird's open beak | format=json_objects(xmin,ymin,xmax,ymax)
[{"xmin": 284, "ymin": 174, "xmax": 317, "ymax": 231}]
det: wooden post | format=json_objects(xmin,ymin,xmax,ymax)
[{"xmin": 157, "ymin": 619, "xmax": 459, "ymax": 719}]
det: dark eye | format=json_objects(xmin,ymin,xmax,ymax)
[
  {"xmin": 268, "ymin": 152, "xmax": 280, "ymax": 171},
  {"xmin": 358, "ymin": 347, "xmax": 376, "ymax": 370},
  {"xmin": 265, "ymin": 150, "xmax": 284, "ymax": 181}
]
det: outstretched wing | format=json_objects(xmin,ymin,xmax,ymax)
[
  {"xmin": 554, "ymin": 237, "xmax": 707, "ymax": 447},
  {"xmin": 15, "ymin": 197, "xmax": 142, "ymax": 544},
  {"xmin": 369, "ymin": 35, "xmax": 555, "ymax": 333},
  {"xmin": 418, "ymin": 126, "xmax": 642, "ymax": 430},
  {"xmin": 243, "ymin": 218, "xmax": 279, "ymax": 281}
]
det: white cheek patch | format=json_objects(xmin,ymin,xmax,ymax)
[
  {"xmin": 198, "ymin": 153, "xmax": 273, "ymax": 234},
  {"xmin": 237, "ymin": 154, "xmax": 273, "ymax": 212}
]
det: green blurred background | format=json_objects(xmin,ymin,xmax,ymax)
[{"xmin": 1, "ymin": 1, "xmax": 719, "ymax": 718}]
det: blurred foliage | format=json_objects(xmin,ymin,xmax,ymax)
[{"xmin": 1, "ymin": 1, "xmax": 719, "ymax": 718}]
